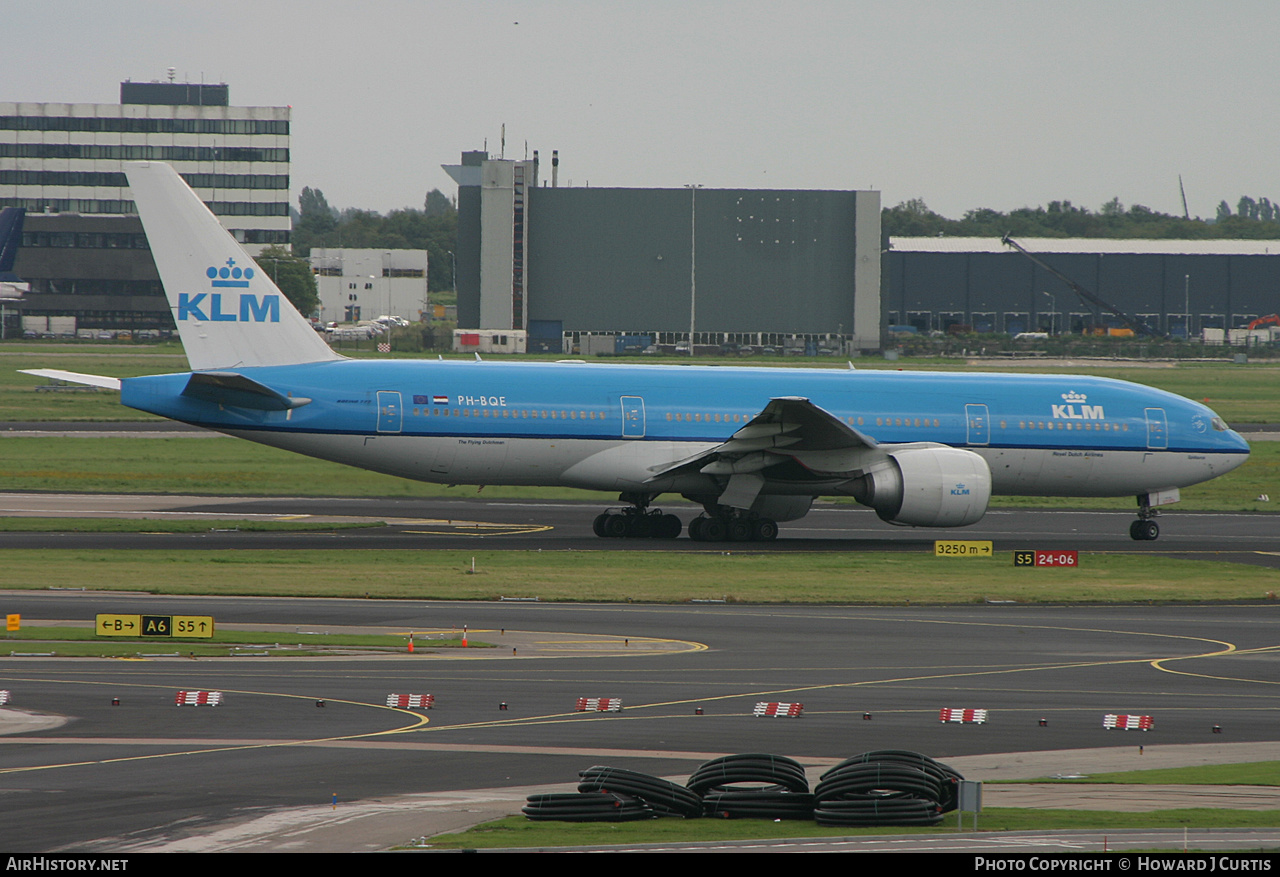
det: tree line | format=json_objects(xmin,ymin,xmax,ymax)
[
  {"xmin": 250, "ymin": 186, "xmax": 457, "ymax": 319},
  {"xmin": 882, "ymin": 195, "xmax": 1280, "ymax": 240},
  {"xmin": 292, "ymin": 186, "xmax": 458, "ymax": 294}
]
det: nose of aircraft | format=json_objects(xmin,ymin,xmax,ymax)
[
  {"xmin": 1226, "ymin": 427, "xmax": 1251, "ymax": 454},
  {"xmin": 1215, "ymin": 423, "xmax": 1252, "ymax": 478}
]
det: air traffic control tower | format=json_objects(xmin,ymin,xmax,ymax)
[{"xmin": 445, "ymin": 150, "xmax": 881, "ymax": 354}]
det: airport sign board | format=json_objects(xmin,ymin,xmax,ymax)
[
  {"xmin": 96, "ymin": 614, "xmax": 215, "ymax": 638},
  {"xmin": 934, "ymin": 540, "xmax": 993, "ymax": 557}
]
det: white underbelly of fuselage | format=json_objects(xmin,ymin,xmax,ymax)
[
  {"xmin": 978, "ymin": 445, "xmax": 1247, "ymax": 496},
  {"xmin": 221, "ymin": 429, "xmax": 712, "ymax": 492},
  {"xmin": 220, "ymin": 428, "xmax": 1245, "ymax": 499}
]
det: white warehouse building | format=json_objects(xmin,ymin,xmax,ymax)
[{"xmin": 310, "ymin": 248, "xmax": 429, "ymax": 324}]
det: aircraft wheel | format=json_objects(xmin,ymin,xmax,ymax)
[
  {"xmin": 701, "ymin": 517, "xmax": 728, "ymax": 542},
  {"xmin": 628, "ymin": 514, "xmax": 652, "ymax": 538},
  {"xmin": 751, "ymin": 518, "xmax": 779, "ymax": 542},
  {"xmin": 688, "ymin": 516, "xmax": 706, "ymax": 541},
  {"xmin": 1129, "ymin": 520, "xmax": 1159, "ymax": 541},
  {"xmin": 603, "ymin": 514, "xmax": 629, "ymax": 538},
  {"xmin": 592, "ymin": 513, "xmax": 610, "ymax": 537},
  {"xmin": 656, "ymin": 514, "xmax": 682, "ymax": 539},
  {"xmin": 727, "ymin": 519, "xmax": 752, "ymax": 542}
]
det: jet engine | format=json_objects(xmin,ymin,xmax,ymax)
[{"xmin": 845, "ymin": 447, "xmax": 992, "ymax": 527}]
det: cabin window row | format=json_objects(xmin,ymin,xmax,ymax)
[
  {"xmin": 657, "ymin": 413, "xmax": 1133, "ymax": 433},
  {"xmin": 411, "ymin": 407, "xmax": 605, "ymax": 421},
  {"xmin": 666, "ymin": 412, "xmax": 757, "ymax": 423},
  {"xmin": 1014, "ymin": 420, "xmax": 1129, "ymax": 432},
  {"xmin": 401, "ymin": 407, "xmax": 1132, "ymax": 433}
]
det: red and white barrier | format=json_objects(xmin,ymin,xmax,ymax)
[
  {"xmin": 753, "ymin": 702, "xmax": 803, "ymax": 718},
  {"xmin": 175, "ymin": 690, "xmax": 222, "ymax": 706},
  {"xmin": 575, "ymin": 697, "xmax": 622, "ymax": 712},
  {"xmin": 1103, "ymin": 713, "xmax": 1153, "ymax": 730},
  {"xmin": 939, "ymin": 708, "xmax": 988, "ymax": 724},
  {"xmin": 386, "ymin": 694, "xmax": 434, "ymax": 709},
  {"xmin": 0, "ymin": 690, "xmax": 10, "ymax": 706}
]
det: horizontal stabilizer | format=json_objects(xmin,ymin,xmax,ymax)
[
  {"xmin": 19, "ymin": 369, "xmax": 121, "ymax": 391},
  {"xmin": 181, "ymin": 371, "xmax": 311, "ymax": 411}
]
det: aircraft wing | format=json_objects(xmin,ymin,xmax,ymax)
[{"xmin": 648, "ymin": 397, "xmax": 886, "ymax": 507}]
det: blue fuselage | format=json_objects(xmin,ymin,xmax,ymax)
[{"xmin": 120, "ymin": 359, "xmax": 1250, "ymax": 498}]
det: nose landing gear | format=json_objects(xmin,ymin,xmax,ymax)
[{"xmin": 1130, "ymin": 494, "xmax": 1160, "ymax": 541}]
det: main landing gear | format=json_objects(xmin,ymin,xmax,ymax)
[
  {"xmin": 593, "ymin": 493, "xmax": 682, "ymax": 540},
  {"xmin": 1129, "ymin": 494, "xmax": 1160, "ymax": 541},
  {"xmin": 687, "ymin": 508, "xmax": 779, "ymax": 543}
]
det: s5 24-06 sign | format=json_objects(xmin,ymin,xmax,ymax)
[
  {"xmin": 96, "ymin": 614, "xmax": 215, "ymax": 638},
  {"xmin": 1013, "ymin": 551, "xmax": 1079, "ymax": 567}
]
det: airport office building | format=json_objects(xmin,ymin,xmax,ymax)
[
  {"xmin": 1, "ymin": 80, "xmax": 290, "ymax": 333},
  {"xmin": 445, "ymin": 150, "xmax": 884, "ymax": 354},
  {"xmin": 310, "ymin": 248, "xmax": 430, "ymax": 325}
]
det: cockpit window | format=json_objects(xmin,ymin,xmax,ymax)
[{"xmin": 1212, "ymin": 417, "xmax": 1228, "ymax": 432}]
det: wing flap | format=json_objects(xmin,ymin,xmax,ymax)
[{"xmin": 647, "ymin": 397, "xmax": 882, "ymax": 484}]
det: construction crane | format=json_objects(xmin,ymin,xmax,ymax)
[{"xmin": 1001, "ymin": 234, "xmax": 1168, "ymax": 339}]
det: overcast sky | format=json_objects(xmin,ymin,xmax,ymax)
[{"xmin": 10, "ymin": 0, "xmax": 1278, "ymax": 220}]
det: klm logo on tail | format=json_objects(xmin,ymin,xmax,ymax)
[
  {"xmin": 178, "ymin": 259, "xmax": 279, "ymax": 322},
  {"xmin": 207, "ymin": 258, "xmax": 254, "ymax": 287},
  {"xmin": 178, "ymin": 293, "xmax": 280, "ymax": 322}
]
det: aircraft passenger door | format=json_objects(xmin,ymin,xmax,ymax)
[
  {"xmin": 1145, "ymin": 407, "xmax": 1168, "ymax": 449},
  {"xmin": 620, "ymin": 396, "xmax": 646, "ymax": 438},
  {"xmin": 377, "ymin": 391, "xmax": 403, "ymax": 434},
  {"xmin": 965, "ymin": 403, "xmax": 990, "ymax": 446}
]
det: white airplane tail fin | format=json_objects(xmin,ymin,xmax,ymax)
[{"xmin": 125, "ymin": 161, "xmax": 341, "ymax": 371}]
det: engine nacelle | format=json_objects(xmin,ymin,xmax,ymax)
[{"xmin": 847, "ymin": 447, "xmax": 992, "ymax": 527}]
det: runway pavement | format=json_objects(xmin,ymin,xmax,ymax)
[
  {"xmin": 1, "ymin": 422, "xmax": 1278, "ymax": 851},
  {"xmin": 3, "ymin": 596, "xmax": 1280, "ymax": 851},
  {"xmin": 1, "ymin": 492, "xmax": 1277, "ymax": 565}
]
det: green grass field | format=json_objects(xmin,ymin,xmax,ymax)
[
  {"xmin": 0, "ymin": 517, "xmax": 379, "ymax": 533},
  {"xmin": 1018, "ymin": 762, "xmax": 1280, "ymax": 786},
  {"xmin": 2, "ymin": 549, "xmax": 1277, "ymax": 604},
  {"xmin": 0, "ymin": 624, "xmax": 479, "ymax": 657},
  {"xmin": 419, "ymin": 808, "xmax": 1280, "ymax": 850}
]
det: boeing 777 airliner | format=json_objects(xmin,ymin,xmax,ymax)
[{"xmin": 23, "ymin": 163, "xmax": 1251, "ymax": 542}]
